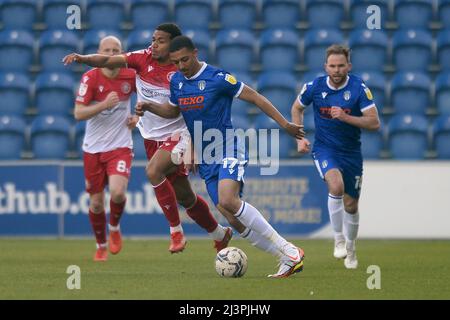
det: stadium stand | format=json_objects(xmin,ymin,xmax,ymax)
[
  {"xmin": 130, "ymin": 0, "xmax": 171, "ymax": 30},
  {"xmin": 0, "ymin": 0, "xmax": 447, "ymax": 160},
  {"xmin": 0, "ymin": 115, "xmax": 26, "ymax": 159},
  {"xmin": 218, "ymin": 0, "xmax": 256, "ymax": 30},
  {"xmin": 261, "ymin": 0, "xmax": 300, "ymax": 29},
  {"xmin": 432, "ymin": 115, "xmax": 450, "ymax": 159},
  {"xmin": 35, "ymin": 72, "xmax": 75, "ymax": 117},
  {"xmin": 0, "ymin": 72, "xmax": 30, "ymax": 117},
  {"xmin": 305, "ymin": 0, "xmax": 345, "ymax": 29},
  {"xmin": 260, "ymin": 28, "xmax": 299, "ymax": 72},
  {"xmin": 30, "ymin": 115, "xmax": 72, "ymax": 159},
  {"xmin": 0, "ymin": 0, "xmax": 37, "ymax": 30},
  {"xmin": 387, "ymin": 113, "xmax": 429, "ymax": 160},
  {"xmin": 0, "ymin": 30, "xmax": 34, "ymax": 72}
]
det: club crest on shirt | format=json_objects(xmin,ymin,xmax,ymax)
[
  {"xmin": 99, "ymin": 85, "xmax": 104, "ymax": 92},
  {"xmin": 321, "ymin": 92, "xmax": 328, "ymax": 99},
  {"xmin": 78, "ymin": 83, "xmax": 88, "ymax": 96},
  {"xmin": 343, "ymin": 90, "xmax": 351, "ymax": 101},
  {"xmin": 121, "ymin": 82, "xmax": 131, "ymax": 94},
  {"xmin": 148, "ymin": 65, "xmax": 154, "ymax": 73},
  {"xmin": 198, "ymin": 80, "xmax": 206, "ymax": 91},
  {"xmin": 179, "ymin": 82, "xmax": 183, "ymax": 90}
]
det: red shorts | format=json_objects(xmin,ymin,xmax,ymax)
[
  {"xmin": 144, "ymin": 137, "xmax": 188, "ymax": 184},
  {"xmin": 83, "ymin": 147, "xmax": 133, "ymax": 194}
]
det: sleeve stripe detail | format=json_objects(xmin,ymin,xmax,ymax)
[
  {"xmin": 234, "ymin": 82, "xmax": 245, "ymax": 98},
  {"xmin": 361, "ymin": 103, "xmax": 376, "ymax": 112},
  {"xmin": 297, "ymin": 95, "xmax": 307, "ymax": 107}
]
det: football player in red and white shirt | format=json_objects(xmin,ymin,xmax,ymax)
[
  {"xmin": 74, "ymin": 36, "xmax": 136, "ymax": 261},
  {"xmin": 64, "ymin": 24, "xmax": 232, "ymax": 254}
]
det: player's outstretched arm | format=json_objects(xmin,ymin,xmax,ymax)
[
  {"xmin": 291, "ymin": 99, "xmax": 311, "ymax": 153},
  {"xmin": 135, "ymin": 101, "xmax": 180, "ymax": 119},
  {"xmin": 74, "ymin": 92, "xmax": 120, "ymax": 121},
  {"xmin": 330, "ymin": 106, "xmax": 381, "ymax": 131},
  {"xmin": 62, "ymin": 53, "xmax": 127, "ymax": 68},
  {"xmin": 238, "ymin": 84, "xmax": 305, "ymax": 139}
]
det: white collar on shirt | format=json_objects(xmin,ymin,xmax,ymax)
[
  {"xmin": 185, "ymin": 62, "xmax": 207, "ymax": 80},
  {"xmin": 326, "ymin": 75, "xmax": 349, "ymax": 91}
]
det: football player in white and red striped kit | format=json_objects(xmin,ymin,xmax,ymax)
[
  {"xmin": 74, "ymin": 36, "xmax": 136, "ymax": 261},
  {"xmin": 64, "ymin": 24, "xmax": 232, "ymax": 254}
]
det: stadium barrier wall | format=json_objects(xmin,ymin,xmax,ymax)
[{"xmin": 0, "ymin": 161, "xmax": 448, "ymax": 238}]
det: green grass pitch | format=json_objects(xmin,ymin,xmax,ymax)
[{"xmin": 0, "ymin": 239, "xmax": 449, "ymax": 300}]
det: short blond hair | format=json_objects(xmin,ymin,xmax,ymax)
[{"xmin": 326, "ymin": 44, "xmax": 350, "ymax": 63}]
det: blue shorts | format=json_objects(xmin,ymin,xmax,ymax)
[
  {"xmin": 203, "ymin": 157, "xmax": 247, "ymax": 206},
  {"xmin": 311, "ymin": 148, "xmax": 363, "ymax": 199}
]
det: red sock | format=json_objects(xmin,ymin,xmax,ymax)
[
  {"xmin": 186, "ymin": 195, "xmax": 218, "ymax": 233},
  {"xmin": 153, "ymin": 179, "xmax": 180, "ymax": 227},
  {"xmin": 89, "ymin": 210, "xmax": 106, "ymax": 245},
  {"xmin": 110, "ymin": 198, "xmax": 126, "ymax": 227}
]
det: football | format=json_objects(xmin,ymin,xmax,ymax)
[{"xmin": 215, "ymin": 247, "xmax": 248, "ymax": 278}]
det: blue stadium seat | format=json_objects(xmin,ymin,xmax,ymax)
[
  {"xmin": 0, "ymin": 0, "xmax": 37, "ymax": 30},
  {"xmin": 390, "ymin": 72, "xmax": 430, "ymax": 115},
  {"xmin": 216, "ymin": 29, "xmax": 255, "ymax": 73},
  {"xmin": 387, "ymin": 113, "xmax": 428, "ymax": 159},
  {"xmin": 130, "ymin": 0, "xmax": 170, "ymax": 30},
  {"xmin": 348, "ymin": 29, "xmax": 388, "ymax": 72},
  {"xmin": 174, "ymin": 0, "xmax": 213, "ymax": 30},
  {"xmin": 303, "ymin": 29, "xmax": 344, "ymax": 71},
  {"xmin": 437, "ymin": 30, "xmax": 450, "ymax": 71},
  {"xmin": 40, "ymin": 30, "xmax": 80, "ymax": 71},
  {"xmin": 432, "ymin": 115, "xmax": 450, "ymax": 159},
  {"xmin": 0, "ymin": 115, "xmax": 26, "ymax": 159},
  {"xmin": 43, "ymin": 0, "xmax": 84, "ymax": 30},
  {"xmin": 30, "ymin": 115, "xmax": 72, "ymax": 159},
  {"xmin": 261, "ymin": 0, "xmax": 300, "ymax": 29},
  {"xmin": 218, "ymin": 0, "xmax": 256, "ymax": 30},
  {"xmin": 185, "ymin": 29, "xmax": 211, "ymax": 62},
  {"xmin": 300, "ymin": 70, "xmax": 326, "ymax": 86},
  {"xmin": 132, "ymin": 129, "xmax": 147, "ymax": 160},
  {"xmin": 83, "ymin": 29, "xmax": 123, "ymax": 54},
  {"xmin": 392, "ymin": 29, "xmax": 432, "ymax": 72},
  {"xmin": 0, "ymin": 72, "xmax": 30, "ymax": 116},
  {"xmin": 260, "ymin": 29, "xmax": 299, "ymax": 72},
  {"xmin": 257, "ymin": 72, "xmax": 297, "ymax": 117},
  {"xmin": 86, "ymin": 0, "xmax": 125, "ymax": 30},
  {"xmin": 357, "ymin": 71, "xmax": 386, "ymax": 113},
  {"xmin": 435, "ymin": 72, "xmax": 450, "ymax": 115},
  {"xmin": 350, "ymin": 0, "xmax": 389, "ymax": 29},
  {"xmin": 74, "ymin": 120, "xmax": 85, "ymax": 157},
  {"xmin": 394, "ymin": 0, "xmax": 432, "ymax": 29},
  {"xmin": 35, "ymin": 72, "xmax": 75, "ymax": 116},
  {"xmin": 254, "ymin": 114, "xmax": 294, "ymax": 159},
  {"xmin": 305, "ymin": 0, "xmax": 345, "ymax": 29},
  {"xmin": 439, "ymin": 0, "xmax": 450, "ymax": 29},
  {"xmin": 127, "ymin": 29, "xmax": 152, "ymax": 52},
  {"xmin": 361, "ymin": 121, "xmax": 384, "ymax": 159},
  {"xmin": 231, "ymin": 114, "xmax": 252, "ymax": 130},
  {"xmin": 0, "ymin": 30, "xmax": 34, "ymax": 72},
  {"xmin": 230, "ymin": 72, "xmax": 253, "ymax": 118}
]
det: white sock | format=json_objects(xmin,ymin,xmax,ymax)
[
  {"xmin": 209, "ymin": 225, "xmax": 226, "ymax": 241},
  {"xmin": 235, "ymin": 201, "xmax": 289, "ymax": 250},
  {"xmin": 170, "ymin": 224, "xmax": 183, "ymax": 234},
  {"xmin": 328, "ymin": 194, "xmax": 344, "ymax": 241},
  {"xmin": 108, "ymin": 224, "xmax": 120, "ymax": 232},
  {"xmin": 96, "ymin": 242, "xmax": 107, "ymax": 249},
  {"xmin": 344, "ymin": 211, "xmax": 359, "ymax": 251},
  {"xmin": 240, "ymin": 228, "xmax": 281, "ymax": 258}
]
